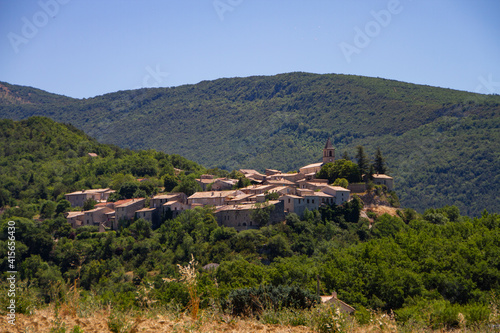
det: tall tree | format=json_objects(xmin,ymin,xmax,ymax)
[
  {"xmin": 355, "ymin": 145, "xmax": 370, "ymax": 176},
  {"xmin": 373, "ymin": 147, "xmax": 387, "ymax": 174}
]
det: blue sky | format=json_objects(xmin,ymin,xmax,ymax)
[{"xmin": 1, "ymin": 0, "xmax": 499, "ymax": 98}]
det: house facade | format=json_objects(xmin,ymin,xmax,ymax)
[
  {"xmin": 65, "ymin": 188, "xmax": 114, "ymax": 207},
  {"xmin": 321, "ymin": 186, "xmax": 351, "ymax": 205},
  {"xmin": 280, "ymin": 194, "xmax": 321, "ymax": 218},
  {"xmin": 187, "ymin": 190, "xmax": 244, "ymax": 207},
  {"xmin": 372, "ymin": 174, "xmax": 394, "ymax": 191},
  {"xmin": 114, "ymin": 198, "xmax": 146, "ymax": 229},
  {"xmin": 82, "ymin": 206, "xmax": 114, "ymax": 227},
  {"xmin": 215, "ymin": 200, "xmax": 285, "ymax": 231}
]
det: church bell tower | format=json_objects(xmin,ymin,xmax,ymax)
[{"xmin": 323, "ymin": 138, "xmax": 335, "ymax": 164}]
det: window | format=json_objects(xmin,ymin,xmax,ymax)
[{"xmin": 307, "ymin": 199, "xmax": 309, "ymax": 204}]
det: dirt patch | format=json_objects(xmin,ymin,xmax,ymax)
[{"xmin": 365, "ymin": 205, "xmax": 400, "ymax": 217}]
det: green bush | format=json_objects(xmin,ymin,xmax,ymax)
[{"xmin": 227, "ymin": 285, "xmax": 320, "ymax": 316}]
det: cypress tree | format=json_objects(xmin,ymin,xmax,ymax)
[
  {"xmin": 373, "ymin": 147, "xmax": 387, "ymax": 174},
  {"xmin": 355, "ymin": 145, "xmax": 369, "ymax": 176}
]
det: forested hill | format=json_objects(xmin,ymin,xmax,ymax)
[
  {"xmin": 0, "ymin": 117, "xmax": 203, "ymax": 210},
  {"xmin": 1, "ymin": 73, "xmax": 499, "ymax": 215}
]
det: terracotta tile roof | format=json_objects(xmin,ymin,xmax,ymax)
[
  {"xmin": 152, "ymin": 194, "xmax": 183, "ymax": 200},
  {"xmin": 163, "ymin": 200, "xmax": 183, "ymax": 206},
  {"xmin": 65, "ymin": 188, "xmax": 110, "ymax": 196},
  {"xmin": 373, "ymin": 174, "xmax": 393, "ymax": 179},
  {"xmin": 84, "ymin": 206, "xmax": 113, "ymax": 213},
  {"xmin": 112, "ymin": 199, "xmax": 134, "ymax": 206},
  {"xmin": 266, "ymin": 179, "xmax": 296, "ymax": 185},
  {"xmin": 280, "ymin": 194, "xmax": 302, "ymax": 199},
  {"xmin": 311, "ymin": 192, "xmax": 334, "ymax": 197},
  {"xmin": 66, "ymin": 211, "xmax": 84, "ymax": 218},
  {"xmin": 115, "ymin": 198, "xmax": 145, "ymax": 207},
  {"xmin": 188, "ymin": 191, "xmax": 238, "ymax": 199},
  {"xmin": 196, "ymin": 178, "xmax": 216, "ymax": 184},
  {"xmin": 300, "ymin": 162, "xmax": 323, "ymax": 169},
  {"xmin": 241, "ymin": 184, "xmax": 275, "ymax": 191},
  {"xmin": 239, "ymin": 169, "xmax": 261, "ymax": 174},
  {"xmin": 324, "ymin": 185, "xmax": 350, "ymax": 192},
  {"xmin": 215, "ymin": 200, "xmax": 280, "ymax": 213},
  {"xmin": 136, "ymin": 207, "xmax": 156, "ymax": 212}
]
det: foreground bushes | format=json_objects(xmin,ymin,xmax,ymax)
[{"xmin": 227, "ymin": 285, "xmax": 320, "ymax": 316}]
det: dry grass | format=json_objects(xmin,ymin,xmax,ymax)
[
  {"xmin": 3, "ymin": 301, "xmax": 495, "ymax": 333},
  {"xmin": 364, "ymin": 205, "xmax": 400, "ymax": 217},
  {"xmin": 177, "ymin": 254, "xmax": 201, "ymax": 320},
  {"xmin": 1, "ymin": 306, "xmax": 316, "ymax": 333}
]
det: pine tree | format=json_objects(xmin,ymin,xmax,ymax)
[
  {"xmin": 355, "ymin": 145, "xmax": 369, "ymax": 176},
  {"xmin": 373, "ymin": 147, "xmax": 387, "ymax": 174}
]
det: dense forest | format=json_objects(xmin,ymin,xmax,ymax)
[
  {"xmin": 1, "ymin": 117, "xmax": 500, "ymax": 330},
  {"xmin": 1, "ymin": 73, "xmax": 499, "ymax": 215},
  {"xmin": 0, "ymin": 117, "xmax": 207, "ymax": 215}
]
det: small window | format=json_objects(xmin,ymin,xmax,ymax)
[{"xmin": 307, "ymin": 199, "xmax": 309, "ymax": 204}]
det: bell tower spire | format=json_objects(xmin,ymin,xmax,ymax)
[{"xmin": 323, "ymin": 138, "xmax": 335, "ymax": 164}]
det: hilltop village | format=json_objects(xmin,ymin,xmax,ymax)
[{"xmin": 65, "ymin": 139, "xmax": 394, "ymax": 232}]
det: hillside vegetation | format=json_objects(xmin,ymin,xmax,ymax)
[
  {"xmin": 1, "ymin": 117, "xmax": 500, "ymax": 332},
  {"xmin": 0, "ymin": 117, "xmax": 203, "ymax": 213},
  {"xmin": 1, "ymin": 73, "xmax": 499, "ymax": 215}
]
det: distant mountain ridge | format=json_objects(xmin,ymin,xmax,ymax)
[{"xmin": 1, "ymin": 72, "xmax": 499, "ymax": 215}]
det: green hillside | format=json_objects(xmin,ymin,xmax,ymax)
[
  {"xmin": 1, "ymin": 73, "xmax": 499, "ymax": 215},
  {"xmin": 0, "ymin": 117, "xmax": 203, "ymax": 212}
]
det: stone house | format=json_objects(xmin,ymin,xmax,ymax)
[
  {"xmin": 150, "ymin": 193, "xmax": 187, "ymax": 209},
  {"xmin": 264, "ymin": 179, "xmax": 296, "ymax": 187},
  {"xmin": 162, "ymin": 200, "xmax": 189, "ymax": 218},
  {"xmin": 321, "ymin": 186, "xmax": 351, "ymax": 205},
  {"xmin": 211, "ymin": 178, "xmax": 238, "ymax": 191},
  {"xmin": 65, "ymin": 188, "xmax": 114, "ymax": 207},
  {"xmin": 114, "ymin": 198, "xmax": 146, "ymax": 229},
  {"xmin": 280, "ymin": 194, "xmax": 321, "ymax": 218},
  {"xmin": 195, "ymin": 174, "xmax": 215, "ymax": 191},
  {"xmin": 321, "ymin": 292, "xmax": 355, "ymax": 314},
  {"xmin": 298, "ymin": 162, "xmax": 323, "ymax": 177},
  {"xmin": 82, "ymin": 206, "xmax": 114, "ymax": 227},
  {"xmin": 214, "ymin": 200, "xmax": 285, "ymax": 231},
  {"xmin": 372, "ymin": 174, "xmax": 394, "ymax": 191},
  {"xmin": 240, "ymin": 184, "xmax": 277, "ymax": 195},
  {"xmin": 265, "ymin": 169, "xmax": 281, "ymax": 176},
  {"xmin": 135, "ymin": 207, "xmax": 156, "ymax": 222},
  {"xmin": 66, "ymin": 211, "xmax": 84, "ymax": 228},
  {"xmin": 187, "ymin": 190, "xmax": 244, "ymax": 207},
  {"xmin": 296, "ymin": 179, "xmax": 329, "ymax": 191},
  {"xmin": 239, "ymin": 169, "xmax": 266, "ymax": 182},
  {"xmin": 267, "ymin": 173, "xmax": 305, "ymax": 183}
]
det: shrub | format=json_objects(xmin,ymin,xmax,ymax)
[{"xmin": 227, "ymin": 285, "xmax": 320, "ymax": 316}]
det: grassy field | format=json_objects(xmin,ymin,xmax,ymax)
[{"xmin": 4, "ymin": 303, "xmax": 498, "ymax": 333}]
